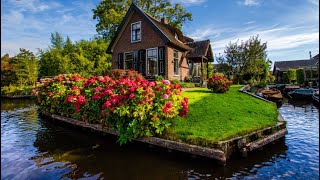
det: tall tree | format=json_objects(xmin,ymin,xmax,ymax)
[
  {"xmin": 50, "ymin": 32, "xmax": 65, "ymax": 50},
  {"xmin": 38, "ymin": 34, "xmax": 111, "ymax": 78},
  {"xmin": 12, "ymin": 48, "xmax": 38, "ymax": 85},
  {"xmin": 92, "ymin": 0, "xmax": 192, "ymax": 41},
  {"xmin": 224, "ymin": 35, "xmax": 269, "ymax": 84},
  {"xmin": 1, "ymin": 54, "xmax": 16, "ymax": 86}
]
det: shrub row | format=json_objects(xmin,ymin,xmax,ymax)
[{"xmin": 1, "ymin": 84, "xmax": 35, "ymax": 96}]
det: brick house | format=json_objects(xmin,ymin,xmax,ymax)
[{"xmin": 107, "ymin": 3, "xmax": 213, "ymax": 82}]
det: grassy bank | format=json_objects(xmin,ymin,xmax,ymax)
[{"xmin": 164, "ymin": 85, "xmax": 279, "ymax": 146}]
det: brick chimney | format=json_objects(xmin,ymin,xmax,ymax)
[
  {"xmin": 309, "ymin": 51, "xmax": 312, "ymax": 59},
  {"xmin": 161, "ymin": 18, "xmax": 168, "ymax": 24}
]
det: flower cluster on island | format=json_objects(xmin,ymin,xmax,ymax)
[{"xmin": 33, "ymin": 70, "xmax": 188, "ymax": 144}]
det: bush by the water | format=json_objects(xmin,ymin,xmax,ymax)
[
  {"xmin": 207, "ymin": 74, "xmax": 232, "ymax": 93},
  {"xmin": 1, "ymin": 84, "xmax": 35, "ymax": 96},
  {"xmin": 33, "ymin": 73, "xmax": 188, "ymax": 144}
]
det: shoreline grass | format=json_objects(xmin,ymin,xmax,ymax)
[{"xmin": 163, "ymin": 85, "xmax": 279, "ymax": 146}]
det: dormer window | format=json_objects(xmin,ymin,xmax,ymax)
[
  {"xmin": 131, "ymin": 21, "xmax": 141, "ymax": 43},
  {"xmin": 175, "ymin": 33, "xmax": 178, "ymax": 40}
]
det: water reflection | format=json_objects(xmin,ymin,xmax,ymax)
[{"xmin": 1, "ymin": 98, "xmax": 319, "ymax": 179}]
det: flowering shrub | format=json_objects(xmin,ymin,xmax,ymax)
[
  {"xmin": 106, "ymin": 69, "xmax": 144, "ymax": 80},
  {"xmin": 207, "ymin": 73, "xmax": 233, "ymax": 93},
  {"xmin": 33, "ymin": 74, "xmax": 188, "ymax": 144}
]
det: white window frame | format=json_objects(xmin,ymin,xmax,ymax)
[
  {"xmin": 124, "ymin": 51, "xmax": 133, "ymax": 70},
  {"xmin": 131, "ymin": 21, "xmax": 141, "ymax": 43},
  {"xmin": 146, "ymin": 47, "xmax": 158, "ymax": 76},
  {"xmin": 173, "ymin": 50, "xmax": 179, "ymax": 76}
]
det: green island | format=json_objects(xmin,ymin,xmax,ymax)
[{"xmin": 165, "ymin": 85, "xmax": 278, "ymax": 146}]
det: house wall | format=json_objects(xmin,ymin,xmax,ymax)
[
  {"xmin": 111, "ymin": 9, "xmax": 165, "ymax": 70},
  {"xmin": 110, "ymin": 9, "xmax": 189, "ymax": 81},
  {"xmin": 166, "ymin": 46, "xmax": 189, "ymax": 81}
]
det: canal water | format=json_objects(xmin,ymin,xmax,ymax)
[{"xmin": 1, "ymin": 98, "xmax": 319, "ymax": 179}]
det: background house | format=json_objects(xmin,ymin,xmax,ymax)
[
  {"xmin": 273, "ymin": 53, "xmax": 319, "ymax": 84},
  {"xmin": 106, "ymin": 3, "xmax": 213, "ymax": 82}
]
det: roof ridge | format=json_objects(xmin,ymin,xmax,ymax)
[
  {"xmin": 274, "ymin": 59, "xmax": 311, "ymax": 63},
  {"xmin": 185, "ymin": 39, "xmax": 210, "ymax": 44}
]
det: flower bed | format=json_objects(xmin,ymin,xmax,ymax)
[{"xmin": 33, "ymin": 73, "xmax": 188, "ymax": 144}]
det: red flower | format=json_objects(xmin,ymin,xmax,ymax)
[{"xmin": 166, "ymin": 101, "xmax": 173, "ymax": 108}]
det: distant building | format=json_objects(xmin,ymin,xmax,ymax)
[{"xmin": 273, "ymin": 54, "xmax": 319, "ymax": 83}]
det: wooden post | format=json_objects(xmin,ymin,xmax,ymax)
[
  {"xmin": 191, "ymin": 61, "xmax": 194, "ymax": 82},
  {"xmin": 207, "ymin": 61, "xmax": 209, "ymax": 79},
  {"xmin": 201, "ymin": 57, "xmax": 204, "ymax": 87}
]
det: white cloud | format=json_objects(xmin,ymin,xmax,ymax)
[
  {"xmin": 1, "ymin": 0, "xmax": 98, "ymax": 57},
  {"xmin": 188, "ymin": 26, "xmax": 233, "ymax": 40},
  {"xmin": 193, "ymin": 23, "xmax": 319, "ymax": 62},
  {"xmin": 243, "ymin": 0, "xmax": 261, "ymax": 6},
  {"xmin": 244, "ymin": 21, "xmax": 256, "ymax": 25},
  {"xmin": 7, "ymin": 0, "xmax": 60, "ymax": 13}
]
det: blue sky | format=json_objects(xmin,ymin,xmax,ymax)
[{"xmin": 1, "ymin": 0, "xmax": 319, "ymax": 65}]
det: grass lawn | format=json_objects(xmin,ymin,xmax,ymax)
[{"xmin": 163, "ymin": 85, "xmax": 279, "ymax": 146}]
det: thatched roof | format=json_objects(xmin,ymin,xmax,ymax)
[{"xmin": 186, "ymin": 40, "xmax": 213, "ymax": 62}]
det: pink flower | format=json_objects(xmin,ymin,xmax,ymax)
[
  {"xmin": 97, "ymin": 76, "xmax": 106, "ymax": 83},
  {"xmin": 163, "ymin": 94, "xmax": 168, "ymax": 99},
  {"xmin": 102, "ymin": 101, "xmax": 111, "ymax": 108},
  {"xmin": 129, "ymin": 93, "xmax": 135, "ymax": 99},
  {"xmin": 162, "ymin": 80, "xmax": 171, "ymax": 85}
]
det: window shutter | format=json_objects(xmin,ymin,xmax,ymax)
[
  {"xmin": 158, "ymin": 47, "xmax": 165, "ymax": 76},
  {"xmin": 138, "ymin": 49, "xmax": 146, "ymax": 76},
  {"xmin": 118, "ymin": 53, "xmax": 124, "ymax": 69},
  {"xmin": 133, "ymin": 51, "xmax": 138, "ymax": 71}
]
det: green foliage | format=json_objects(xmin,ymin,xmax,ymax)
[
  {"xmin": 155, "ymin": 75, "xmax": 165, "ymax": 81},
  {"xmin": 179, "ymin": 82, "xmax": 195, "ymax": 88},
  {"xmin": 1, "ymin": 84, "xmax": 34, "ymax": 96},
  {"xmin": 223, "ymin": 35, "xmax": 269, "ymax": 84},
  {"xmin": 170, "ymin": 79, "xmax": 180, "ymax": 84},
  {"xmin": 38, "ymin": 34, "xmax": 112, "ymax": 78},
  {"xmin": 169, "ymin": 79, "xmax": 195, "ymax": 88},
  {"xmin": 1, "ymin": 54, "xmax": 16, "ymax": 86},
  {"xmin": 287, "ymin": 69, "xmax": 296, "ymax": 84},
  {"xmin": 51, "ymin": 32, "xmax": 65, "ymax": 50},
  {"xmin": 296, "ymin": 68, "xmax": 305, "ymax": 84},
  {"xmin": 11, "ymin": 48, "xmax": 38, "ymax": 86},
  {"xmin": 92, "ymin": 0, "xmax": 192, "ymax": 41},
  {"xmin": 282, "ymin": 72, "xmax": 289, "ymax": 83}
]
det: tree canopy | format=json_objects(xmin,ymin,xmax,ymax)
[
  {"xmin": 38, "ymin": 32, "xmax": 112, "ymax": 78},
  {"xmin": 217, "ymin": 35, "xmax": 272, "ymax": 85},
  {"xmin": 92, "ymin": 0, "xmax": 192, "ymax": 41}
]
